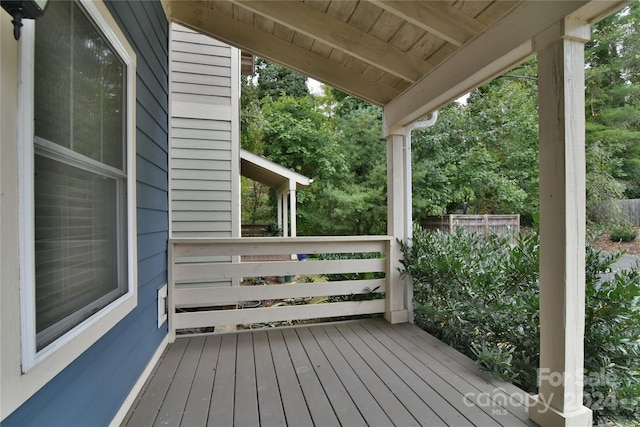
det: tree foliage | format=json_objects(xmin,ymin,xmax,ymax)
[
  {"xmin": 585, "ymin": 1, "xmax": 640, "ymax": 208},
  {"xmin": 412, "ymin": 62, "xmax": 540, "ymax": 223},
  {"xmin": 241, "ymin": 3, "xmax": 640, "ymax": 233},
  {"xmin": 240, "ymin": 61, "xmax": 386, "ymax": 235}
]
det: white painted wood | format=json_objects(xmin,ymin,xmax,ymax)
[
  {"xmin": 290, "ymin": 189, "xmax": 297, "ymax": 237},
  {"xmin": 172, "ymin": 102, "xmax": 231, "ymax": 121},
  {"xmin": 172, "ymin": 211, "xmax": 232, "ymax": 222},
  {"xmin": 385, "ymin": 133, "xmax": 408, "ymax": 324},
  {"xmin": 282, "ymin": 191, "xmax": 289, "ymax": 237},
  {"xmin": 529, "ymin": 18, "xmax": 592, "ymax": 427},
  {"xmin": 230, "ymin": 45, "xmax": 240, "ymax": 243},
  {"xmin": 277, "ymin": 194, "xmax": 283, "ymax": 232},
  {"xmin": 175, "ymin": 279, "xmax": 386, "ymax": 306},
  {"xmin": 174, "ymin": 300, "xmax": 384, "ymax": 329},
  {"xmin": 241, "ymin": 148, "xmax": 312, "ymax": 189},
  {"xmin": 110, "ymin": 335, "xmax": 170, "ymax": 426},
  {"xmin": 169, "ymin": 238, "xmax": 389, "ymax": 331},
  {"xmin": 174, "ymin": 258, "xmax": 386, "ymax": 282},
  {"xmin": 168, "ymin": 244, "xmax": 176, "ymax": 343},
  {"xmin": 171, "ymin": 236, "xmax": 390, "ymax": 257},
  {"xmin": 369, "ymin": 0, "xmax": 485, "ymax": 46},
  {"xmin": 172, "ymin": 178, "xmax": 233, "ymax": 191},
  {"xmin": 382, "ymin": 1, "xmax": 595, "ymax": 134},
  {"xmin": 231, "ymin": 0, "xmax": 431, "ymax": 82},
  {"xmin": 168, "ymin": 1, "xmax": 400, "ymax": 106},
  {"xmin": 170, "ymin": 23, "xmax": 239, "ymax": 245},
  {"xmin": 1, "ymin": 14, "xmax": 25, "ymax": 420}
]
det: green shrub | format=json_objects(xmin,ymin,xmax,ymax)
[
  {"xmin": 609, "ymin": 224, "xmax": 637, "ymax": 242},
  {"xmin": 400, "ymin": 226, "xmax": 640, "ymax": 424}
]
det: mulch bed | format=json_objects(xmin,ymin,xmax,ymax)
[{"xmin": 590, "ymin": 227, "xmax": 640, "ymax": 256}]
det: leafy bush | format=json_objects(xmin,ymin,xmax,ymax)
[
  {"xmin": 314, "ymin": 252, "xmax": 385, "ymax": 281},
  {"xmin": 610, "ymin": 224, "xmax": 637, "ymax": 242},
  {"xmin": 400, "ymin": 226, "xmax": 640, "ymax": 424}
]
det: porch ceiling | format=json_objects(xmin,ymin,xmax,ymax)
[{"xmin": 163, "ymin": 0, "xmax": 629, "ymax": 129}]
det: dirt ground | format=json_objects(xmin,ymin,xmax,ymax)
[{"xmin": 590, "ymin": 226, "xmax": 640, "ymax": 256}]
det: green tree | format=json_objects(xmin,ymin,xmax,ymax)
[
  {"xmin": 411, "ymin": 63, "xmax": 540, "ymax": 223},
  {"xmin": 326, "ymin": 89, "xmax": 387, "ymax": 234},
  {"xmin": 585, "ymin": 1, "xmax": 640, "ymax": 205},
  {"xmin": 255, "ymin": 58, "xmax": 309, "ymax": 101}
]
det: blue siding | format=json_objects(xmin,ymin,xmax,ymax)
[{"xmin": 3, "ymin": 0, "xmax": 170, "ymax": 425}]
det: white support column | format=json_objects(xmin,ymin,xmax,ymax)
[
  {"xmin": 282, "ymin": 191, "xmax": 289, "ymax": 237},
  {"xmin": 277, "ymin": 193, "xmax": 283, "ymax": 233},
  {"xmin": 529, "ymin": 18, "xmax": 592, "ymax": 427},
  {"xmin": 289, "ymin": 186, "xmax": 297, "ymax": 237},
  {"xmin": 384, "ymin": 130, "xmax": 409, "ymax": 324}
]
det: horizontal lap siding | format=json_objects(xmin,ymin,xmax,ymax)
[
  {"xmin": 170, "ymin": 24, "xmax": 234, "ymax": 239},
  {"xmin": 2, "ymin": 1, "xmax": 169, "ymax": 425}
]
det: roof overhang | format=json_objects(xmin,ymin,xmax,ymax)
[
  {"xmin": 240, "ymin": 149, "xmax": 312, "ymax": 193},
  {"xmin": 162, "ymin": 0, "xmax": 631, "ymax": 132}
]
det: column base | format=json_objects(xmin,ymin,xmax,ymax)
[
  {"xmin": 384, "ymin": 309, "xmax": 408, "ymax": 324},
  {"xmin": 529, "ymin": 395, "xmax": 592, "ymax": 427}
]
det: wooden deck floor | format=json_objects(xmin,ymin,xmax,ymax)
[{"xmin": 122, "ymin": 319, "xmax": 536, "ymax": 427}]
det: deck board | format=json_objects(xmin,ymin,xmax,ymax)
[
  {"xmin": 280, "ymin": 328, "xmax": 340, "ymax": 426},
  {"xmin": 338, "ymin": 322, "xmax": 457, "ymax": 426},
  {"xmin": 235, "ymin": 332, "xmax": 260, "ymax": 426},
  {"xmin": 361, "ymin": 321, "xmax": 503, "ymax": 425},
  {"xmin": 392, "ymin": 323, "xmax": 533, "ymax": 424},
  {"xmin": 181, "ymin": 335, "xmax": 220, "ymax": 426},
  {"xmin": 322, "ymin": 325, "xmax": 421, "ymax": 426},
  {"xmin": 266, "ymin": 330, "xmax": 314, "ymax": 426},
  {"xmin": 125, "ymin": 337, "xmax": 188, "ymax": 426},
  {"xmin": 208, "ymin": 333, "xmax": 236, "ymax": 427},
  {"xmin": 253, "ymin": 331, "xmax": 287, "ymax": 426},
  {"xmin": 308, "ymin": 325, "xmax": 393, "ymax": 426},
  {"xmin": 123, "ymin": 319, "xmax": 535, "ymax": 427},
  {"xmin": 295, "ymin": 327, "xmax": 366, "ymax": 426},
  {"xmin": 154, "ymin": 336, "xmax": 205, "ymax": 426}
]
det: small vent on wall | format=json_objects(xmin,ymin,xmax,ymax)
[{"xmin": 157, "ymin": 284, "xmax": 168, "ymax": 328}]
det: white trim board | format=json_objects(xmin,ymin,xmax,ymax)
[{"xmin": 109, "ymin": 335, "xmax": 170, "ymax": 426}]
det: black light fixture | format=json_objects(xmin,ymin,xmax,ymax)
[{"xmin": 1, "ymin": 0, "xmax": 49, "ymax": 40}]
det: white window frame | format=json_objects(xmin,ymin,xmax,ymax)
[{"xmin": 18, "ymin": 0, "xmax": 137, "ymax": 374}]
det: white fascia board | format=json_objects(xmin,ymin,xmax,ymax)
[
  {"xmin": 240, "ymin": 149, "xmax": 312, "ymax": 188},
  {"xmin": 382, "ymin": 1, "xmax": 596, "ymax": 135}
]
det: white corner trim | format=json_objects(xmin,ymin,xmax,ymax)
[{"xmin": 109, "ymin": 335, "xmax": 170, "ymax": 427}]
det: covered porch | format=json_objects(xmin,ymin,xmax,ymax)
[
  {"xmin": 157, "ymin": 1, "xmax": 632, "ymax": 425},
  {"xmin": 123, "ymin": 318, "xmax": 534, "ymax": 426}
]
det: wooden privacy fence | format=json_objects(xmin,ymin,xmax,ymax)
[
  {"xmin": 241, "ymin": 224, "xmax": 272, "ymax": 237},
  {"xmin": 419, "ymin": 214, "xmax": 520, "ymax": 244},
  {"xmin": 168, "ymin": 236, "xmax": 390, "ymax": 336},
  {"xmin": 620, "ymin": 199, "xmax": 640, "ymax": 226}
]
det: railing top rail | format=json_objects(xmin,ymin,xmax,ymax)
[{"xmin": 169, "ymin": 235, "xmax": 393, "ymax": 245}]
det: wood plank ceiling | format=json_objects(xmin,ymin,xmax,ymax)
[
  {"xmin": 163, "ymin": 0, "xmax": 629, "ymax": 123},
  {"xmin": 165, "ymin": 0, "xmax": 518, "ymax": 106}
]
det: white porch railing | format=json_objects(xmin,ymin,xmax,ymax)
[{"xmin": 168, "ymin": 236, "xmax": 392, "ymax": 339}]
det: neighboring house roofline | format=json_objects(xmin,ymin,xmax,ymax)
[{"xmin": 240, "ymin": 148, "xmax": 312, "ymax": 192}]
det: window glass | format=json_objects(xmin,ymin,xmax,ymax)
[
  {"xmin": 33, "ymin": 0, "xmax": 128, "ymax": 351},
  {"xmin": 35, "ymin": 0, "xmax": 124, "ymax": 170}
]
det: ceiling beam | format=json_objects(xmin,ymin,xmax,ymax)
[
  {"xmin": 383, "ymin": 1, "xmax": 595, "ymax": 134},
  {"xmin": 231, "ymin": 0, "xmax": 433, "ymax": 82},
  {"xmin": 369, "ymin": 0, "xmax": 485, "ymax": 47},
  {"xmin": 167, "ymin": 1, "xmax": 401, "ymax": 106}
]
